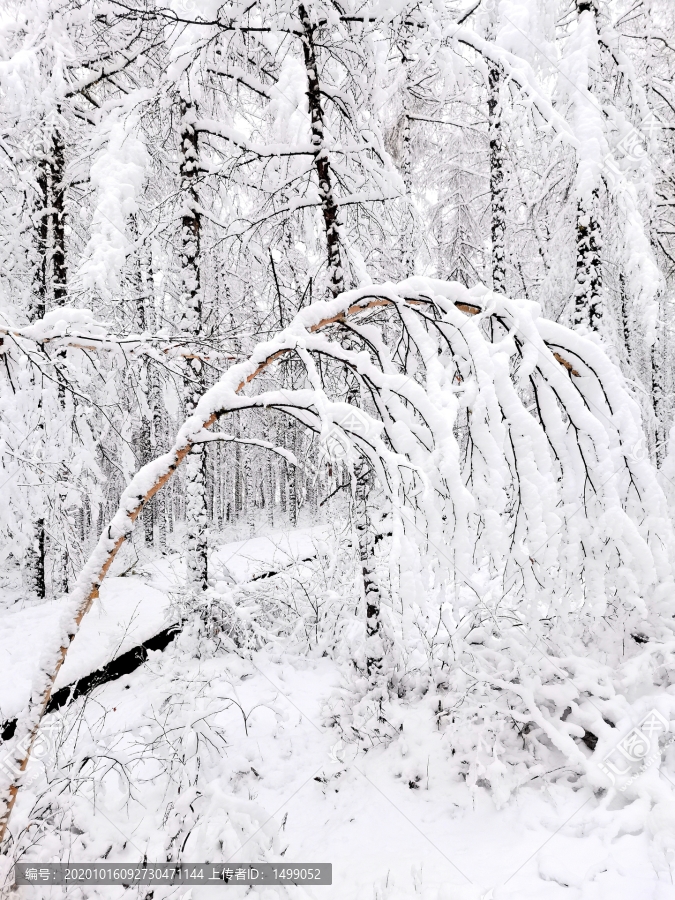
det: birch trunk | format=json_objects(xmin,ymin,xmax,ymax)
[
  {"xmin": 151, "ymin": 361, "xmax": 167, "ymax": 553},
  {"xmin": 50, "ymin": 120, "xmax": 67, "ymax": 306},
  {"xmin": 245, "ymin": 445, "xmax": 255, "ymax": 536},
  {"xmin": 652, "ymin": 305, "xmax": 665, "ymax": 467},
  {"xmin": 179, "ymin": 97, "xmax": 208, "ymax": 589},
  {"xmin": 297, "ymin": 4, "xmax": 383, "ymax": 658},
  {"xmin": 51, "ymin": 114, "xmax": 69, "ymax": 592},
  {"xmin": 619, "ymin": 272, "xmax": 631, "ymax": 364},
  {"xmin": 572, "ymin": 0, "xmax": 603, "ymax": 332},
  {"xmin": 299, "ymin": 3, "xmax": 344, "ymax": 296},
  {"xmin": 400, "ymin": 30, "xmax": 414, "ymax": 277},
  {"xmin": 354, "ymin": 462, "xmax": 383, "ymax": 676},
  {"xmin": 266, "ymin": 460, "xmax": 275, "ymax": 527},
  {"xmin": 488, "ymin": 65, "xmax": 506, "ymax": 295},
  {"xmin": 573, "ymin": 192, "xmax": 602, "ymax": 331},
  {"xmin": 287, "ymin": 436, "xmax": 298, "ymax": 528}
]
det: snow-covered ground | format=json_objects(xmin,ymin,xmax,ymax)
[
  {"xmin": 0, "ymin": 529, "xmax": 321, "ymax": 724},
  {"xmin": 4, "ymin": 643, "xmax": 673, "ymax": 899},
  {"xmin": 2, "ymin": 529, "xmax": 675, "ymax": 899}
]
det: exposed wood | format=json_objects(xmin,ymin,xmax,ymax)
[{"xmin": 553, "ymin": 352, "xmax": 581, "ymax": 377}]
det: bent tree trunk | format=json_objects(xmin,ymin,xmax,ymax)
[{"xmin": 0, "ymin": 287, "xmax": 583, "ymax": 844}]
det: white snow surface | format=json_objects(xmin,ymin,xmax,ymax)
[
  {"xmin": 3, "ymin": 631, "xmax": 674, "ymax": 899},
  {"xmin": 0, "ymin": 529, "xmax": 321, "ymax": 724},
  {"xmin": 1, "ymin": 526, "xmax": 674, "ymax": 898}
]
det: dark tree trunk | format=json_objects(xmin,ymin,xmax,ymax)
[
  {"xmin": 573, "ymin": 192, "xmax": 602, "ymax": 330},
  {"xmin": 619, "ymin": 272, "xmax": 630, "ymax": 362},
  {"xmin": 29, "ymin": 115, "xmax": 69, "ymax": 594},
  {"xmin": 30, "ymin": 151, "xmax": 48, "ymax": 321},
  {"xmin": 24, "ymin": 518, "xmax": 46, "ymax": 599},
  {"xmin": 400, "ymin": 29, "xmax": 414, "ymax": 277},
  {"xmin": 26, "ymin": 140, "xmax": 49, "ymax": 593},
  {"xmin": 652, "ymin": 311, "xmax": 665, "ymax": 467},
  {"xmin": 354, "ymin": 462, "xmax": 383, "ymax": 676},
  {"xmin": 298, "ymin": 3, "xmax": 344, "ymax": 296},
  {"xmin": 488, "ymin": 66, "xmax": 506, "ymax": 295},
  {"xmin": 179, "ymin": 97, "xmax": 208, "ymax": 590},
  {"xmin": 572, "ymin": 0, "xmax": 602, "ymax": 332},
  {"xmin": 51, "ymin": 123, "xmax": 67, "ymax": 306}
]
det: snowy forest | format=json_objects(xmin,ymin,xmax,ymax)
[{"xmin": 1, "ymin": 0, "xmax": 675, "ymax": 895}]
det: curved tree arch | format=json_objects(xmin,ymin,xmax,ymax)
[{"xmin": 1, "ymin": 276, "xmax": 673, "ymax": 842}]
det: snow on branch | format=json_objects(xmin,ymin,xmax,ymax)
[
  {"xmin": 1, "ymin": 277, "xmax": 672, "ymax": 840},
  {"xmin": 190, "ymin": 430, "xmax": 299, "ymax": 466},
  {"xmin": 0, "ymin": 309, "xmax": 237, "ymax": 363}
]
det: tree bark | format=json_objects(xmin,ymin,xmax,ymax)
[
  {"xmin": 652, "ymin": 308, "xmax": 665, "ymax": 467},
  {"xmin": 133, "ymin": 232, "xmax": 154, "ymax": 546},
  {"xmin": 26, "ymin": 115, "xmax": 68, "ymax": 592},
  {"xmin": 49, "ymin": 117, "xmax": 68, "ymax": 306},
  {"xmin": 572, "ymin": 0, "xmax": 602, "ymax": 332},
  {"xmin": 30, "ymin": 148, "xmax": 48, "ymax": 322},
  {"xmin": 179, "ymin": 97, "xmax": 208, "ymax": 589},
  {"xmin": 24, "ymin": 518, "xmax": 46, "ymax": 599},
  {"xmin": 299, "ymin": 3, "xmax": 344, "ymax": 296},
  {"xmin": 287, "ymin": 424, "xmax": 297, "ymax": 527},
  {"xmin": 245, "ymin": 446, "xmax": 255, "ymax": 536},
  {"xmin": 400, "ymin": 30, "xmax": 415, "ymax": 278},
  {"xmin": 488, "ymin": 65, "xmax": 506, "ymax": 295},
  {"xmin": 573, "ymin": 192, "xmax": 602, "ymax": 330},
  {"xmin": 234, "ymin": 418, "xmax": 243, "ymax": 519},
  {"xmin": 619, "ymin": 272, "xmax": 631, "ymax": 363},
  {"xmin": 151, "ymin": 361, "xmax": 167, "ymax": 552},
  {"xmin": 266, "ymin": 459, "xmax": 275, "ymax": 527},
  {"xmin": 354, "ymin": 461, "xmax": 383, "ymax": 676}
]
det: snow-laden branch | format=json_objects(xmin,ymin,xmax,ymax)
[
  {"xmin": 2, "ymin": 277, "xmax": 672, "ymax": 842},
  {"xmin": 193, "ymin": 117, "xmax": 316, "ymax": 158},
  {"xmin": 0, "ymin": 310, "xmax": 237, "ymax": 364},
  {"xmin": 190, "ymin": 430, "xmax": 299, "ymax": 467}
]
